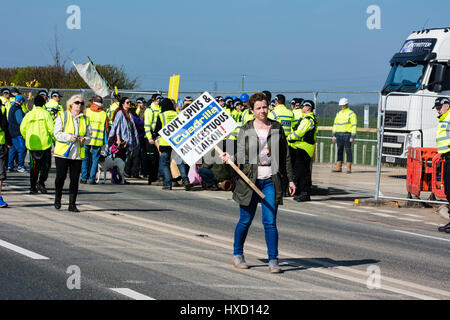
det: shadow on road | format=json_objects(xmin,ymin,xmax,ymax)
[{"xmin": 256, "ymin": 257, "xmax": 379, "ymax": 273}]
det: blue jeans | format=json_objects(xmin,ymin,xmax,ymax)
[
  {"xmin": 336, "ymin": 132, "xmax": 353, "ymax": 163},
  {"xmin": 8, "ymin": 136, "xmax": 26, "ymax": 169},
  {"xmin": 159, "ymin": 151, "xmax": 189, "ymax": 187},
  {"xmin": 81, "ymin": 145, "xmax": 102, "ymax": 182},
  {"xmin": 234, "ymin": 178, "xmax": 278, "ymax": 261}
]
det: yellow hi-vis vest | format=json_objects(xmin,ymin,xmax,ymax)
[
  {"xmin": 86, "ymin": 109, "xmax": 107, "ymax": 147},
  {"xmin": 0, "ymin": 119, "xmax": 5, "ymax": 145},
  {"xmin": 288, "ymin": 112, "xmax": 318, "ymax": 157},
  {"xmin": 144, "ymin": 107, "xmax": 160, "ymax": 140},
  {"xmin": 54, "ymin": 111, "xmax": 89, "ymax": 159},
  {"xmin": 240, "ymin": 108, "xmax": 254, "ymax": 126},
  {"xmin": 268, "ymin": 104, "xmax": 294, "ymax": 137},
  {"xmin": 45, "ymin": 99, "xmax": 64, "ymax": 117},
  {"xmin": 332, "ymin": 108, "xmax": 357, "ymax": 138},
  {"xmin": 158, "ymin": 110, "xmax": 178, "ymax": 147},
  {"xmin": 108, "ymin": 102, "xmax": 120, "ymax": 126},
  {"xmin": 436, "ymin": 109, "xmax": 450, "ymax": 154},
  {"xmin": 1, "ymin": 97, "xmax": 11, "ymax": 117}
]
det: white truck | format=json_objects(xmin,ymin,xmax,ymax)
[{"xmin": 380, "ymin": 27, "xmax": 450, "ymax": 165}]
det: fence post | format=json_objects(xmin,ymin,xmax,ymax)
[
  {"xmin": 362, "ymin": 145, "xmax": 367, "ymax": 165},
  {"xmin": 354, "ymin": 144, "xmax": 358, "ymax": 164},
  {"xmin": 330, "ymin": 143, "xmax": 334, "ymax": 163},
  {"xmin": 371, "ymin": 145, "xmax": 376, "ymax": 166},
  {"xmin": 320, "ymin": 142, "xmax": 324, "ymax": 163},
  {"xmin": 315, "ymin": 143, "xmax": 319, "ymax": 162}
]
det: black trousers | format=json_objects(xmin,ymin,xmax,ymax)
[
  {"xmin": 443, "ymin": 153, "xmax": 450, "ymax": 206},
  {"xmin": 125, "ymin": 148, "xmax": 141, "ymax": 176},
  {"xmin": 30, "ymin": 149, "xmax": 51, "ymax": 189},
  {"xmin": 54, "ymin": 157, "xmax": 82, "ymax": 195},
  {"xmin": 294, "ymin": 148, "xmax": 312, "ymax": 195},
  {"xmin": 146, "ymin": 141, "xmax": 160, "ymax": 183}
]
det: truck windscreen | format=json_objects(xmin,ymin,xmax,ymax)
[{"xmin": 382, "ymin": 63, "xmax": 425, "ymax": 94}]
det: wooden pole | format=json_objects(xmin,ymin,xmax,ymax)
[{"xmin": 214, "ymin": 145, "xmax": 265, "ymax": 199}]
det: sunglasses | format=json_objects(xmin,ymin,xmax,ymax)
[
  {"xmin": 125, "ymin": 101, "xmax": 131, "ymax": 105},
  {"xmin": 73, "ymin": 101, "xmax": 84, "ymax": 106}
]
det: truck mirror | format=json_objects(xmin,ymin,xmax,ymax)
[
  {"xmin": 433, "ymin": 64, "xmax": 446, "ymax": 84},
  {"xmin": 433, "ymin": 83, "xmax": 443, "ymax": 93}
]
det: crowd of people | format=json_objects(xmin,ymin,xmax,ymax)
[
  {"xmin": 1, "ymin": 86, "xmax": 449, "ymax": 271},
  {"xmin": 0, "ymin": 88, "xmax": 362, "ymax": 209}
]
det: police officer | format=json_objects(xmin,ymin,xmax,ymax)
[
  {"xmin": 1, "ymin": 88, "xmax": 11, "ymax": 116},
  {"xmin": 287, "ymin": 100, "xmax": 318, "ymax": 202},
  {"xmin": 144, "ymin": 95, "xmax": 162, "ymax": 185},
  {"xmin": 434, "ymin": 97, "xmax": 450, "ymax": 233},
  {"xmin": 332, "ymin": 98, "xmax": 357, "ymax": 173},
  {"xmin": 46, "ymin": 92, "xmax": 64, "ymax": 120}
]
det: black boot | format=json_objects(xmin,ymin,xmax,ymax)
[
  {"xmin": 54, "ymin": 191, "xmax": 62, "ymax": 210},
  {"xmin": 68, "ymin": 193, "xmax": 80, "ymax": 212},
  {"xmin": 438, "ymin": 222, "xmax": 450, "ymax": 232}
]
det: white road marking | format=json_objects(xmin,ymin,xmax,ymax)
[
  {"xmin": 402, "ymin": 213, "xmax": 423, "ymax": 218},
  {"xmin": 110, "ymin": 288, "xmax": 155, "ymax": 300},
  {"xmin": 367, "ymin": 212, "xmax": 394, "ymax": 218},
  {"xmin": 324, "ymin": 204, "xmax": 346, "ymax": 209},
  {"xmin": 393, "ymin": 230, "xmax": 450, "ymax": 243},
  {"xmin": 280, "ymin": 209, "xmax": 318, "ymax": 217},
  {"xmin": 0, "ymin": 239, "xmax": 49, "ymax": 260},
  {"xmin": 377, "ymin": 209, "xmax": 398, "ymax": 214},
  {"xmin": 395, "ymin": 217, "xmax": 422, "ymax": 222},
  {"xmin": 424, "ymin": 222, "xmax": 440, "ymax": 226},
  {"xmin": 348, "ymin": 208, "xmax": 367, "ymax": 213}
]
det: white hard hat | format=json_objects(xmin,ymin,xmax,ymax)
[{"xmin": 339, "ymin": 98, "xmax": 349, "ymax": 106}]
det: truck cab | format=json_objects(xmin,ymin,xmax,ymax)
[{"xmin": 380, "ymin": 28, "xmax": 450, "ymax": 165}]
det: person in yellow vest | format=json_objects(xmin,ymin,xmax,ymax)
[
  {"xmin": 291, "ymin": 98, "xmax": 304, "ymax": 129},
  {"xmin": 434, "ymin": 97, "xmax": 450, "ymax": 233},
  {"xmin": 0, "ymin": 96, "xmax": 12, "ymax": 208},
  {"xmin": 144, "ymin": 96, "xmax": 163, "ymax": 185},
  {"xmin": 153, "ymin": 98, "xmax": 192, "ymax": 191},
  {"xmin": 53, "ymin": 95, "xmax": 92, "ymax": 212},
  {"xmin": 81, "ymin": 96, "xmax": 108, "ymax": 184},
  {"xmin": 287, "ymin": 100, "xmax": 318, "ymax": 202},
  {"xmin": 20, "ymin": 95, "xmax": 54, "ymax": 195},
  {"xmin": 46, "ymin": 92, "xmax": 64, "ymax": 120},
  {"xmin": 332, "ymin": 98, "xmax": 357, "ymax": 173},
  {"xmin": 149, "ymin": 93, "xmax": 162, "ymax": 113},
  {"xmin": 135, "ymin": 97, "xmax": 146, "ymax": 117},
  {"xmin": 1, "ymin": 88, "xmax": 11, "ymax": 116},
  {"xmin": 108, "ymin": 93, "xmax": 120, "ymax": 127},
  {"xmin": 268, "ymin": 94, "xmax": 294, "ymax": 196}
]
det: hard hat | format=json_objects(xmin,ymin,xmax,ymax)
[
  {"xmin": 232, "ymin": 96, "xmax": 238, "ymax": 100},
  {"xmin": 240, "ymin": 93, "xmax": 249, "ymax": 102},
  {"xmin": 339, "ymin": 98, "xmax": 349, "ymax": 106}
]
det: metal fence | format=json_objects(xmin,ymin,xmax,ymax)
[
  {"xmin": 375, "ymin": 91, "xmax": 450, "ymax": 205},
  {"xmin": 6, "ymin": 86, "xmax": 446, "ymax": 205}
]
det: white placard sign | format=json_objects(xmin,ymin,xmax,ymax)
[{"xmin": 158, "ymin": 92, "xmax": 238, "ymax": 166}]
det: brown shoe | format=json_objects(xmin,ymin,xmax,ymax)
[
  {"xmin": 346, "ymin": 162, "xmax": 352, "ymax": 174},
  {"xmin": 332, "ymin": 161, "xmax": 342, "ymax": 172}
]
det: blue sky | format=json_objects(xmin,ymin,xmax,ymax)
[{"xmin": 2, "ymin": 0, "xmax": 450, "ymax": 97}]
